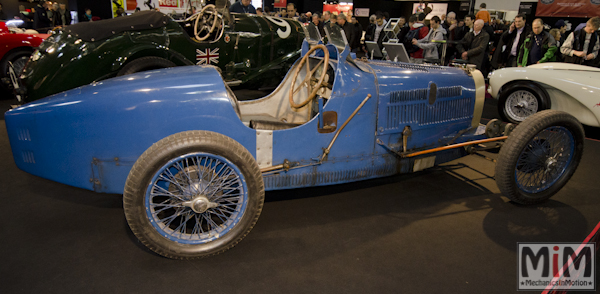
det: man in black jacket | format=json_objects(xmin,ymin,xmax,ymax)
[
  {"xmin": 560, "ymin": 17, "xmax": 600, "ymax": 66},
  {"xmin": 34, "ymin": 1, "xmax": 52, "ymax": 30},
  {"xmin": 312, "ymin": 13, "xmax": 325, "ymax": 39},
  {"xmin": 442, "ymin": 11, "xmax": 459, "ymax": 62},
  {"xmin": 455, "ymin": 14, "xmax": 474, "ymax": 44},
  {"xmin": 351, "ymin": 16, "xmax": 364, "ymax": 54},
  {"xmin": 337, "ymin": 13, "xmax": 355, "ymax": 50},
  {"xmin": 53, "ymin": 3, "xmax": 71, "ymax": 27},
  {"xmin": 456, "ymin": 19, "xmax": 490, "ymax": 71},
  {"xmin": 492, "ymin": 14, "xmax": 530, "ymax": 68}
]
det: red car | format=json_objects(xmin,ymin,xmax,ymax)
[{"xmin": 0, "ymin": 21, "xmax": 49, "ymax": 86}]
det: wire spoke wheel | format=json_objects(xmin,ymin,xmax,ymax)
[
  {"xmin": 514, "ymin": 126, "xmax": 574, "ymax": 193},
  {"xmin": 495, "ymin": 110, "xmax": 584, "ymax": 204},
  {"xmin": 146, "ymin": 153, "xmax": 248, "ymax": 244},
  {"xmin": 505, "ymin": 90, "xmax": 539, "ymax": 122},
  {"xmin": 124, "ymin": 131, "xmax": 264, "ymax": 259},
  {"xmin": 498, "ymin": 82, "xmax": 549, "ymax": 124}
]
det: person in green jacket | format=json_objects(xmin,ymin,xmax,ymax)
[{"xmin": 517, "ymin": 18, "xmax": 557, "ymax": 67}]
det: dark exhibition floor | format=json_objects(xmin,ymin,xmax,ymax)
[{"xmin": 1, "ymin": 93, "xmax": 599, "ymax": 293}]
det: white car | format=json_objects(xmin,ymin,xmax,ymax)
[{"xmin": 488, "ymin": 63, "xmax": 600, "ymax": 127}]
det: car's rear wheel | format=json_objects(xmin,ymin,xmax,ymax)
[
  {"xmin": 495, "ymin": 110, "xmax": 584, "ymax": 204},
  {"xmin": 117, "ymin": 56, "xmax": 177, "ymax": 76},
  {"xmin": 123, "ymin": 131, "xmax": 264, "ymax": 259},
  {"xmin": 497, "ymin": 82, "xmax": 550, "ymax": 124}
]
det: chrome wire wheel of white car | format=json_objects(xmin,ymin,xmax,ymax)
[
  {"xmin": 123, "ymin": 131, "xmax": 264, "ymax": 259},
  {"xmin": 505, "ymin": 90, "xmax": 539, "ymax": 122},
  {"xmin": 497, "ymin": 82, "xmax": 550, "ymax": 124},
  {"xmin": 495, "ymin": 110, "xmax": 584, "ymax": 204}
]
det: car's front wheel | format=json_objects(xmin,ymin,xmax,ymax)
[
  {"xmin": 123, "ymin": 131, "xmax": 264, "ymax": 259},
  {"xmin": 497, "ymin": 82, "xmax": 550, "ymax": 124},
  {"xmin": 495, "ymin": 110, "xmax": 584, "ymax": 204}
]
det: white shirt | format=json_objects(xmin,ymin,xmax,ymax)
[
  {"xmin": 510, "ymin": 26, "xmax": 525, "ymax": 56},
  {"xmin": 374, "ymin": 23, "xmax": 385, "ymax": 41}
]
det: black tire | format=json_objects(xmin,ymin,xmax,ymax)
[
  {"xmin": 117, "ymin": 56, "xmax": 177, "ymax": 76},
  {"xmin": 495, "ymin": 110, "xmax": 584, "ymax": 204},
  {"xmin": 0, "ymin": 50, "xmax": 32, "ymax": 78},
  {"xmin": 123, "ymin": 131, "xmax": 264, "ymax": 259},
  {"xmin": 497, "ymin": 81, "xmax": 550, "ymax": 124}
]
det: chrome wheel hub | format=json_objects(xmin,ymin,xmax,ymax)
[
  {"xmin": 182, "ymin": 196, "xmax": 217, "ymax": 213},
  {"xmin": 545, "ymin": 157, "xmax": 558, "ymax": 173},
  {"xmin": 517, "ymin": 101, "xmax": 529, "ymax": 108},
  {"xmin": 505, "ymin": 90, "xmax": 539, "ymax": 122}
]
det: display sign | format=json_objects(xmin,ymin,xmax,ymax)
[
  {"xmin": 323, "ymin": 4, "xmax": 354, "ymax": 15},
  {"xmin": 274, "ymin": 0, "xmax": 287, "ymax": 9},
  {"xmin": 459, "ymin": 1, "xmax": 470, "ymax": 12},
  {"xmin": 354, "ymin": 8, "xmax": 369, "ymax": 17},
  {"xmin": 536, "ymin": 0, "xmax": 600, "ymax": 17},
  {"xmin": 519, "ymin": 2, "xmax": 535, "ymax": 16},
  {"xmin": 159, "ymin": 0, "xmax": 179, "ymax": 8}
]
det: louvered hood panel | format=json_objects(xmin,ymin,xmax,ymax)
[{"xmin": 369, "ymin": 62, "xmax": 477, "ymax": 150}]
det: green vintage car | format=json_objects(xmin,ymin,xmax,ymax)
[{"xmin": 15, "ymin": 5, "xmax": 305, "ymax": 102}]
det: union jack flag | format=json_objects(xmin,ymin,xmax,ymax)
[{"xmin": 196, "ymin": 48, "xmax": 220, "ymax": 65}]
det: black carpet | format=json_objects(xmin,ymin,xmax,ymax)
[{"xmin": 1, "ymin": 96, "xmax": 599, "ymax": 294}]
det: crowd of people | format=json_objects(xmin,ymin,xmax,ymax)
[
  {"xmin": 3, "ymin": 0, "xmax": 598, "ymax": 72},
  {"xmin": 228, "ymin": 0, "xmax": 600, "ymax": 73},
  {"xmin": 360, "ymin": 4, "xmax": 599, "ymax": 74}
]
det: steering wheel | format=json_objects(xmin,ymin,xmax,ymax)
[
  {"xmin": 194, "ymin": 5, "xmax": 220, "ymax": 41},
  {"xmin": 289, "ymin": 45, "xmax": 330, "ymax": 109}
]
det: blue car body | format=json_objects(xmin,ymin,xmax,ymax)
[{"xmin": 5, "ymin": 42, "xmax": 486, "ymax": 194}]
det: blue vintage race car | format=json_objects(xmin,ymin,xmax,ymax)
[{"xmin": 4, "ymin": 25, "xmax": 585, "ymax": 259}]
